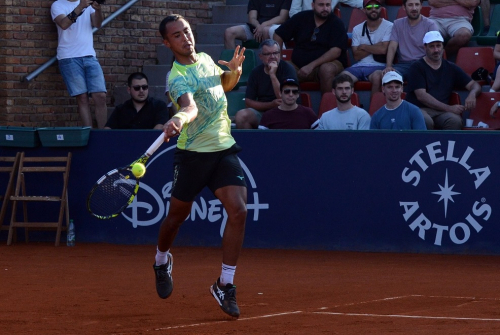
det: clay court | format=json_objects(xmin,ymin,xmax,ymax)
[{"xmin": 1, "ymin": 243, "xmax": 499, "ymax": 334}]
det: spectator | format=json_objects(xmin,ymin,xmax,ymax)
[
  {"xmin": 274, "ymin": 0, "xmax": 348, "ymax": 94},
  {"xmin": 105, "ymin": 72, "xmax": 169, "ymax": 130},
  {"xmin": 489, "ymin": 33, "xmax": 500, "ymax": 92},
  {"xmin": 316, "ymin": 73, "xmax": 370, "ymax": 130},
  {"xmin": 224, "ymin": 0, "xmax": 291, "ymax": 49},
  {"xmin": 165, "ymin": 70, "xmax": 178, "ymax": 117},
  {"xmin": 51, "ymin": 0, "xmax": 107, "ymax": 129},
  {"xmin": 489, "ymin": 99, "xmax": 500, "ymax": 118},
  {"xmin": 428, "ymin": 0, "xmax": 480, "ymax": 60},
  {"xmin": 234, "ymin": 39, "xmax": 298, "ymax": 129},
  {"xmin": 289, "ymin": 0, "xmax": 362, "ymax": 17},
  {"xmin": 340, "ymin": 0, "xmax": 393, "ymax": 96},
  {"xmin": 370, "ymin": 71, "xmax": 426, "ymax": 130},
  {"xmin": 259, "ymin": 78, "xmax": 317, "ymax": 129},
  {"xmin": 480, "ymin": 0, "xmax": 490, "ymax": 36},
  {"xmin": 405, "ymin": 31, "xmax": 481, "ymax": 130},
  {"xmin": 372, "ymin": 0, "xmax": 438, "ymax": 84}
]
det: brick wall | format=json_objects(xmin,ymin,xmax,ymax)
[{"xmin": 0, "ymin": 0, "xmax": 222, "ymax": 127}]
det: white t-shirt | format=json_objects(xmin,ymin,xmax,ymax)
[
  {"xmin": 351, "ymin": 19, "xmax": 393, "ymax": 66},
  {"xmin": 51, "ymin": 0, "xmax": 96, "ymax": 60},
  {"xmin": 316, "ymin": 106, "xmax": 371, "ymax": 130}
]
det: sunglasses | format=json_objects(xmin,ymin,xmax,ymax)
[
  {"xmin": 283, "ymin": 89, "xmax": 299, "ymax": 95},
  {"xmin": 365, "ymin": 4, "xmax": 381, "ymax": 9},
  {"xmin": 310, "ymin": 27, "xmax": 320, "ymax": 42},
  {"xmin": 131, "ymin": 85, "xmax": 149, "ymax": 91}
]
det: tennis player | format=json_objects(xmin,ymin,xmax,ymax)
[{"xmin": 154, "ymin": 14, "xmax": 248, "ymax": 318}]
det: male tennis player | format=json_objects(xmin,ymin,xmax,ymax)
[{"xmin": 154, "ymin": 14, "xmax": 248, "ymax": 318}]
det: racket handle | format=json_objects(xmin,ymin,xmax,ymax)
[{"xmin": 146, "ymin": 132, "xmax": 166, "ymax": 156}]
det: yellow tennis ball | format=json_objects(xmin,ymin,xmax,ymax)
[{"xmin": 131, "ymin": 162, "xmax": 146, "ymax": 178}]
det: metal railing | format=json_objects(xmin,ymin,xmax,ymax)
[{"xmin": 23, "ymin": 0, "xmax": 139, "ymax": 82}]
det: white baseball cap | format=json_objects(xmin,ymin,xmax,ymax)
[
  {"xmin": 423, "ymin": 31, "xmax": 444, "ymax": 44},
  {"xmin": 382, "ymin": 71, "xmax": 403, "ymax": 85}
]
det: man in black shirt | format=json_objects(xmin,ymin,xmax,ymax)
[
  {"xmin": 105, "ymin": 72, "xmax": 169, "ymax": 129},
  {"xmin": 273, "ymin": 0, "xmax": 348, "ymax": 94}
]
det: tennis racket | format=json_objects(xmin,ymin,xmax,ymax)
[{"xmin": 86, "ymin": 132, "xmax": 166, "ymax": 219}]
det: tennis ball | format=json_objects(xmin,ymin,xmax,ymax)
[{"xmin": 131, "ymin": 162, "xmax": 146, "ymax": 178}]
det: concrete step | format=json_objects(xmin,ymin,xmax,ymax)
[
  {"xmin": 156, "ymin": 44, "xmax": 174, "ymax": 66},
  {"xmin": 213, "ymin": 4, "xmax": 247, "ymax": 24},
  {"xmin": 196, "ymin": 23, "xmax": 234, "ymax": 44},
  {"xmin": 143, "ymin": 64, "xmax": 171, "ymax": 86},
  {"xmin": 227, "ymin": 0, "xmax": 248, "ymax": 5},
  {"xmin": 196, "ymin": 44, "xmax": 225, "ymax": 63}
]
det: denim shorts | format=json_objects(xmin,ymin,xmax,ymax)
[{"xmin": 58, "ymin": 56, "xmax": 107, "ymax": 96}]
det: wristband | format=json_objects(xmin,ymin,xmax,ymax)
[
  {"xmin": 67, "ymin": 10, "xmax": 78, "ymax": 23},
  {"xmin": 173, "ymin": 112, "xmax": 189, "ymax": 125}
]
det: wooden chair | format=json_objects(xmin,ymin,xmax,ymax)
[
  {"xmin": 0, "ymin": 152, "xmax": 21, "ymax": 236},
  {"xmin": 7, "ymin": 152, "xmax": 72, "ymax": 246},
  {"xmin": 318, "ymin": 92, "xmax": 360, "ymax": 118}
]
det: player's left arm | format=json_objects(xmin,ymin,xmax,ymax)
[
  {"xmin": 162, "ymin": 93, "xmax": 198, "ymax": 142},
  {"xmin": 90, "ymin": 1, "xmax": 103, "ymax": 28},
  {"xmin": 219, "ymin": 46, "xmax": 246, "ymax": 92}
]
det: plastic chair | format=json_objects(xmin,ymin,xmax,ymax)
[
  {"xmin": 470, "ymin": 6, "xmax": 484, "ymax": 39},
  {"xmin": 463, "ymin": 92, "xmax": 500, "ymax": 130},
  {"xmin": 348, "ymin": 8, "xmax": 388, "ymax": 33},
  {"xmin": 226, "ymin": 91, "xmax": 246, "ymax": 118},
  {"xmin": 455, "ymin": 47, "xmax": 495, "ymax": 86},
  {"xmin": 219, "ymin": 49, "xmax": 256, "ymax": 89},
  {"xmin": 7, "ymin": 152, "xmax": 72, "ymax": 246},
  {"xmin": 318, "ymin": 92, "xmax": 360, "ymax": 117},
  {"xmin": 369, "ymin": 91, "xmax": 406, "ymax": 115},
  {"xmin": 299, "ymin": 92, "xmax": 312, "ymax": 108},
  {"xmin": 281, "ymin": 49, "xmax": 293, "ymax": 61},
  {"xmin": 396, "ymin": 6, "xmax": 431, "ymax": 19},
  {"xmin": 476, "ymin": 5, "xmax": 500, "ymax": 45}
]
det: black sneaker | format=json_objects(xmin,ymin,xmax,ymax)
[
  {"xmin": 153, "ymin": 253, "xmax": 173, "ymax": 299},
  {"xmin": 209, "ymin": 278, "xmax": 240, "ymax": 318}
]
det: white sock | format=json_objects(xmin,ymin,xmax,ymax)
[
  {"xmin": 220, "ymin": 263, "xmax": 236, "ymax": 286},
  {"xmin": 155, "ymin": 247, "xmax": 170, "ymax": 266}
]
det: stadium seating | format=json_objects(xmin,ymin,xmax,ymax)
[
  {"xmin": 318, "ymin": 92, "xmax": 360, "ymax": 117},
  {"xmin": 463, "ymin": 92, "xmax": 500, "ymax": 130},
  {"xmin": 476, "ymin": 5, "xmax": 500, "ymax": 46},
  {"xmin": 226, "ymin": 91, "xmax": 246, "ymax": 118},
  {"xmin": 300, "ymin": 92, "xmax": 313, "ymax": 108},
  {"xmin": 455, "ymin": 47, "xmax": 495, "ymax": 86}
]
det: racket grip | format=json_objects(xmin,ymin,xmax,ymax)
[{"xmin": 146, "ymin": 132, "xmax": 166, "ymax": 156}]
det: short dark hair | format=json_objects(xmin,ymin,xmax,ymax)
[
  {"xmin": 127, "ymin": 72, "xmax": 148, "ymax": 87},
  {"xmin": 258, "ymin": 39, "xmax": 280, "ymax": 54},
  {"xmin": 332, "ymin": 73, "xmax": 354, "ymax": 89},
  {"xmin": 159, "ymin": 14, "xmax": 185, "ymax": 40},
  {"xmin": 403, "ymin": 0, "xmax": 423, "ymax": 5}
]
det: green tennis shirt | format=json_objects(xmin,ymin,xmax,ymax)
[{"xmin": 168, "ymin": 53, "xmax": 235, "ymax": 152}]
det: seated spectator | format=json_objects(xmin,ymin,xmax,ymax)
[
  {"xmin": 490, "ymin": 99, "xmax": 500, "ymax": 118},
  {"xmin": 371, "ymin": 0, "xmax": 438, "ymax": 84},
  {"xmin": 370, "ymin": 71, "xmax": 426, "ymax": 130},
  {"xmin": 340, "ymin": 0, "xmax": 392, "ymax": 95},
  {"xmin": 405, "ymin": 31, "xmax": 481, "ymax": 130},
  {"xmin": 289, "ymin": 0, "xmax": 362, "ymax": 17},
  {"xmin": 164, "ymin": 70, "xmax": 178, "ymax": 118},
  {"xmin": 274, "ymin": 0, "xmax": 348, "ymax": 94},
  {"xmin": 428, "ymin": 0, "xmax": 480, "ymax": 60},
  {"xmin": 490, "ymin": 33, "xmax": 500, "ymax": 92},
  {"xmin": 259, "ymin": 78, "xmax": 317, "ymax": 129},
  {"xmin": 235, "ymin": 39, "xmax": 299, "ymax": 129},
  {"xmin": 105, "ymin": 72, "xmax": 169, "ymax": 129},
  {"xmin": 224, "ymin": 0, "xmax": 291, "ymax": 49},
  {"xmin": 315, "ymin": 74, "xmax": 370, "ymax": 130}
]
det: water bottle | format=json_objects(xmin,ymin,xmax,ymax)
[{"xmin": 67, "ymin": 219, "xmax": 75, "ymax": 247}]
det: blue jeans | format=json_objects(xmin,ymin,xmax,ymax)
[{"xmin": 58, "ymin": 56, "xmax": 106, "ymax": 96}]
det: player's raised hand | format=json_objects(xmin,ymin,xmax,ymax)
[{"xmin": 218, "ymin": 46, "xmax": 245, "ymax": 74}]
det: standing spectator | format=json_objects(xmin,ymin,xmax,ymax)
[
  {"xmin": 105, "ymin": 72, "xmax": 169, "ymax": 130},
  {"xmin": 370, "ymin": 71, "xmax": 426, "ymax": 130},
  {"xmin": 274, "ymin": 0, "xmax": 348, "ymax": 94},
  {"xmin": 340, "ymin": 0, "xmax": 393, "ymax": 96},
  {"xmin": 51, "ymin": 0, "xmax": 107, "ymax": 129},
  {"xmin": 224, "ymin": 0, "xmax": 291, "ymax": 49},
  {"xmin": 372, "ymin": 0, "xmax": 438, "ymax": 84},
  {"xmin": 405, "ymin": 31, "xmax": 481, "ymax": 130},
  {"xmin": 234, "ymin": 40, "xmax": 298, "ymax": 129},
  {"xmin": 316, "ymin": 74, "xmax": 371, "ymax": 130},
  {"xmin": 428, "ymin": 0, "xmax": 480, "ymax": 60},
  {"xmin": 489, "ymin": 33, "xmax": 500, "ymax": 92},
  {"xmin": 259, "ymin": 78, "xmax": 317, "ymax": 129},
  {"xmin": 289, "ymin": 0, "xmax": 362, "ymax": 17}
]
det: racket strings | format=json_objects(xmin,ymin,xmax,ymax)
[{"xmin": 88, "ymin": 170, "xmax": 138, "ymax": 217}]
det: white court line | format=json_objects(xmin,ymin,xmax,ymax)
[
  {"xmin": 153, "ymin": 311, "xmax": 303, "ymax": 331},
  {"xmin": 314, "ymin": 311, "xmax": 500, "ymax": 322},
  {"xmin": 330, "ymin": 295, "xmax": 412, "ymax": 308}
]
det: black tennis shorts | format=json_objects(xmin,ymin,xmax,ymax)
[{"xmin": 171, "ymin": 144, "xmax": 247, "ymax": 202}]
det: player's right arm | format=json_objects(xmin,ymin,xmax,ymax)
[
  {"xmin": 53, "ymin": 0, "xmax": 92, "ymax": 30},
  {"xmin": 163, "ymin": 93, "xmax": 198, "ymax": 142}
]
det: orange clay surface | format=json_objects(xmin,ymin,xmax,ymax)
[{"xmin": 1, "ymin": 243, "xmax": 500, "ymax": 334}]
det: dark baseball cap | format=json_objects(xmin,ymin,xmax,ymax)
[{"xmin": 280, "ymin": 78, "xmax": 300, "ymax": 91}]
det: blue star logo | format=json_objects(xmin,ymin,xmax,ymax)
[{"xmin": 431, "ymin": 169, "xmax": 461, "ymax": 218}]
